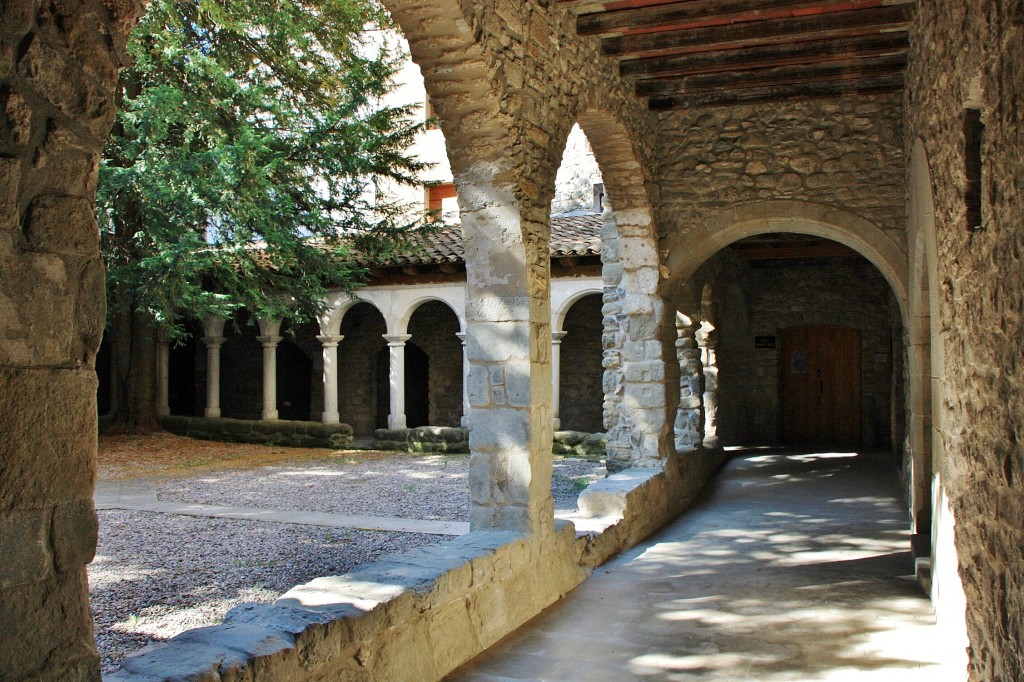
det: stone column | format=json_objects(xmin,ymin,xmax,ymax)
[
  {"xmin": 456, "ymin": 332, "xmax": 469, "ymax": 427},
  {"xmin": 551, "ymin": 331, "xmax": 567, "ymax": 430},
  {"xmin": 257, "ymin": 318, "xmax": 283, "ymax": 421},
  {"xmin": 317, "ymin": 334, "xmax": 343, "ymax": 424},
  {"xmin": 384, "ymin": 334, "xmax": 411, "ymax": 429},
  {"xmin": 463, "ymin": 179, "xmax": 553, "ymax": 536},
  {"xmin": 202, "ymin": 317, "xmax": 227, "ymax": 418},
  {"xmin": 156, "ymin": 329, "xmax": 171, "ymax": 417},
  {"xmin": 698, "ymin": 325, "xmax": 719, "ymax": 449},
  {"xmin": 674, "ymin": 314, "xmax": 705, "ymax": 452}
]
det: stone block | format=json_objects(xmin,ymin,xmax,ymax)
[
  {"xmin": 51, "ymin": 499, "xmax": 97, "ymax": 573},
  {"xmin": 0, "ymin": 508, "xmax": 51, "ymax": 588},
  {"xmin": 0, "ymin": 369, "xmax": 96, "ymax": 509}
]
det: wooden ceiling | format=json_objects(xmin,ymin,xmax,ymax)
[{"xmin": 558, "ymin": 0, "xmax": 913, "ymax": 110}]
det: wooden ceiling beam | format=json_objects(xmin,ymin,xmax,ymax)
[
  {"xmin": 602, "ymin": 5, "xmax": 913, "ymax": 58},
  {"xmin": 578, "ymin": 0, "xmax": 909, "ymax": 38},
  {"xmin": 621, "ymin": 33, "xmax": 907, "ymax": 79},
  {"xmin": 647, "ymin": 72, "xmax": 903, "ymax": 109},
  {"xmin": 636, "ymin": 53, "xmax": 906, "ymax": 97}
]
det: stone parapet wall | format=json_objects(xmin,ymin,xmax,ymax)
[
  {"xmin": 374, "ymin": 426, "xmax": 469, "ymax": 453},
  {"xmin": 106, "ymin": 448, "xmax": 724, "ymax": 681},
  {"xmin": 160, "ymin": 416, "xmax": 354, "ymax": 449}
]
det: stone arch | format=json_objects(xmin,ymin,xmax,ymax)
[
  {"xmin": 574, "ymin": 108, "xmax": 677, "ymax": 471},
  {"xmin": 396, "ymin": 295, "xmax": 464, "ymax": 336},
  {"xmin": 320, "ymin": 294, "xmax": 384, "ymax": 337},
  {"xmin": 662, "ymin": 200, "xmax": 909, "ymax": 321},
  {"xmin": 553, "ymin": 286, "xmax": 603, "ymax": 332},
  {"xmin": 908, "ymin": 138, "xmax": 968, "ymax": 663},
  {"xmin": 337, "ymin": 302, "xmax": 389, "ymax": 436},
  {"xmin": 557, "ymin": 293, "xmax": 604, "ymax": 433}
]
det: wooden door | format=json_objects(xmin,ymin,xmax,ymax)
[{"xmin": 781, "ymin": 326, "xmax": 861, "ymax": 446}]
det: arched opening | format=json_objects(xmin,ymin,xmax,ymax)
[
  {"xmin": 275, "ymin": 320, "xmax": 319, "ymax": 422},
  {"xmin": 403, "ymin": 342, "xmax": 430, "ymax": 428},
  {"xmin": 339, "ymin": 302, "xmax": 388, "ymax": 436},
  {"xmin": 406, "ymin": 300, "xmax": 462, "ymax": 427},
  {"xmin": 220, "ymin": 312, "xmax": 262, "ymax": 420},
  {"xmin": 168, "ymin": 321, "xmax": 201, "ymax": 416},
  {"xmin": 559, "ymin": 293, "xmax": 604, "ymax": 433},
  {"xmin": 685, "ymin": 233, "xmax": 901, "ymax": 454}
]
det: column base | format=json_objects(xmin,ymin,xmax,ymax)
[
  {"xmin": 388, "ymin": 415, "xmax": 407, "ymax": 430},
  {"xmin": 321, "ymin": 412, "xmax": 340, "ymax": 425},
  {"xmin": 262, "ymin": 411, "xmax": 279, "ymax": 421},
  {"xmin": 205, "ymin": 408, "xmax": 221, "ymax": 418},
  {"xmin": 552, "ymin": 418, "xmax": 561, "ymax": 431}
]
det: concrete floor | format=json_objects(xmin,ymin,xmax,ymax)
[{"xmin": 448, "ymin": 448, "xmax": 964, "ymax": 681}]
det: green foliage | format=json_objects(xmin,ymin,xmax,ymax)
[{"xmin": 98, "ymin": 0, "xmax": 431, "ymax": 335}]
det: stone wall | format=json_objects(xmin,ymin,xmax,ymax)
[
  {"xmin": 408, "ymin": 300, "xmax": 463, "ymax": 427},
  {"xmin": 161, "ymin": 416, "xmax": 354, "ymax": 449},
  {"xmin": 905, "ymin": 1, "xmax": 1024, "ymax": 678},
  {"xmin": 655, "ymin": 92, "xmax": 906, "ymax": 244},
  {"xmin": 338, "ymin": 302, "xmax": 387, "ymax": 436},
  {"xmin": 560, "ymin": 293, "xmax": 604, "ymax": 432},
  {"xmin": 0, "ymin": 1, "xmax": 140, "ymax": 678},
  {"xmin": 715, "ymin": 256, "xmax": 897, "ymax": 448}
]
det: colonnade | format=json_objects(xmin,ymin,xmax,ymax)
[{"xmin": 155, "ymin": 280, "xmax": 604, "ymax": 431}]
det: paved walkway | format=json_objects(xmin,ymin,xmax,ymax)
[
  {"xmin": 94, "ymin": 479, "xmax": 470, "ymax": 536},
  {"xmin": 449, "ymin": 449, "xmax": 963, "ymax": 681}
]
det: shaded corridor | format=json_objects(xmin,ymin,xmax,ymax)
[{"xmin": 450, "ymin": 449, "xmax": 961, "ymax": 681}]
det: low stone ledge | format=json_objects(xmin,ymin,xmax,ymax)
[
  {"xmin": 106, "ymin": 449, "xmax": 726, "ymax": 681},
  {"xmin": 159, "ymin": 416, "xmax": 354, "ymax": 449},
  {"xmin": 552, "ymin": 430, "xmax": 607, "ymax": 459},
  {"xmin": 373, "ymin": 426, "xmax": 469, "ymax": 453}
]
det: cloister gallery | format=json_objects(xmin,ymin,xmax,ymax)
[{"xmin": 1, "ymin": 1, "xmax": 1022, "ymax": 680}]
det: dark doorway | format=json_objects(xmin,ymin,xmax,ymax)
[
  {"xmin": 168, "ymin": 331, "xmax": 199, "ymax": 416},
  {"xmin": 405, "ymin": 342, "xmax": 429, "ymax": 428},
  {"xmin": 781, "ymin": 325, "xmax": 861, "ymax": 446},
  {"xmin": 375, "ymin": 346, "xmax": 390, "ymax": 430},
  {"xmin": 276, "ymin": 340, "xmax": 311, "ymax": 421}
]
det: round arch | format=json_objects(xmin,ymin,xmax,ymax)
[
  {"xmin": 395, "ymin": 294, "xmax": 465, "ymax": 337},
  {"xmin": 553, "ymin": 285, "xmax": 603, "ymax": 332},
  {"xmin": 662, "ymin": 200, "xmax": 909, "ymax": 321}
]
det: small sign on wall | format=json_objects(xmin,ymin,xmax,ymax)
[
  {"xmin": 790, "ymin": 350, "xmax": 808, "ymax": 374},
  {"xmin": 754, "ymin": 335, "xmax": 776, "ymax": 349}
]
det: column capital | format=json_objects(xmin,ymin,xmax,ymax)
[
  {"xmin": 202, "ymin": 336, "xmax": 226, "ymax": 349},
  {"xmin": 383, "ymin": 333, "xmax": 412, "ymax": 347},
  {"xmin": 317, "ymin": 334, "xmax": 344, "ymax": 348},
  {"xmin": 552, "ymin": 331, "xmax": 567, "ymax": 343},
  {"xmin": 256, "ymin": 335, "xmax": 283, "ymax": 348},
  {"xmin": 455, "ymin": 332, "xmax": 466, "ymax": 344}
]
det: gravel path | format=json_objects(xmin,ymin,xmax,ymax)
[
  {"xmin": 154, "ymin": 454, "xmax": 604, "ymax": 518},
  {"xmin": 90, "ymin": 451, "xmax": 606, "ymax": 674}
]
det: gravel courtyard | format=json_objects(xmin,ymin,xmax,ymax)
[{"xmin": 91, "ymin": 433, "xmax": 605, "ymax": 673}]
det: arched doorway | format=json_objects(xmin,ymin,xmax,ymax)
[
  {"xmin": 406, "ymin": 300, "xmax": 462, "ymax": 427},
  {"xmin": 559, "ymin": 293, "xmax": 604, "ymax": 433},
  {"xmin": 167, "ymin": 321, "xmax": 201, "ymax": 416},
  {"xmin": 339, "ymin": 302, "xmax": 388, "ymax": 436}
]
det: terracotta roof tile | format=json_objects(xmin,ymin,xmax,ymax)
[{"xmin": 364, "ymin": 211, "xmax": 603, "ymax": 266}]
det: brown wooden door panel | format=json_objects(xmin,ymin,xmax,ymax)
[{"xmin": 781, "ymin": 326, "xmax": 861, "ymax": 446}]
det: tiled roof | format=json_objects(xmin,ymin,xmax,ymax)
[{"xmin": 366, "ymin": 211, "xmax": 603, "ymax": 267}]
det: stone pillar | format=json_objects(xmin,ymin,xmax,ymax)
[
  {"xmin": 156, "ymin": 329, "xmax": 171, "ymax": 417},
  {"xmin": 698, "ymin": 324, "xmax": 719, "ymax": 449},
  {"xmin": 463, "ymin": 178, "xmax": 553, "ymax": 536},
  {"xmin": 456, "ymin": 332, "xmax": 469, "ymax": 427},
  {"xmin": 601, "ymin": 205, "xmax": 677, "ymax": 472},
  {"xmin": 674, "ymin": 315, "xmax": 704, "ymax": 452},
  {"xmin": 257, "ymin": 318, "xmax": 283, "ymax": 421},
  {"xmin": 202, "ymin": 317, "xmax": 227, "ymax": 418},
  {"xmin": 384, "ymin": 334, "xmax": 411, "ymax": 429},
  {"xmin": 551, "ymin": 331, "xmax": 567, "ymax": 430},
  {"xmin": 317, "ymin": 335, "xmax": 343, "ymax": 424},
  {"xmin": 0, "ymin": 4, "xmax": 144, "ymax": 677}
]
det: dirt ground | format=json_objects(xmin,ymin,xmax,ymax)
[{"xmin": 97, "ymin": 431, "xmax": 395, "ymax": 480}]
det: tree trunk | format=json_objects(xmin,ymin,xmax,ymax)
[{"xmin": 104, "ymin": 305, "xmax": 161, "ymax": 433}]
